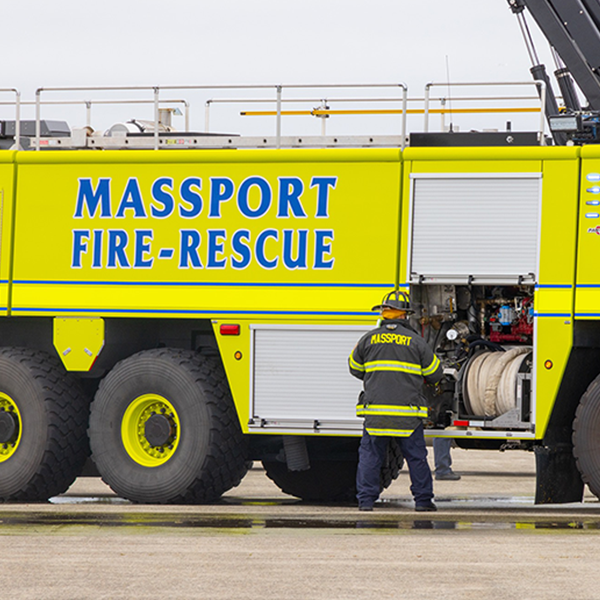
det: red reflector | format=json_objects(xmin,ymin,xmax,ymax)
[
  {"xmin": 220, "ymin": 324, "xmax": 240, "ymax": 336},
  {"xmin": 453, "ymin": 420, "xmax": 469, "ymax": 427}
]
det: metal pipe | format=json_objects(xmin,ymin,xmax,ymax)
[
  {"xmin": 276, "ymin": 85, "xmax": 282, "ymax": 149},
  {"xmin": 14, "ymin": 91, "xmax": 20, "ymax": 150},
  {"xmin": 424, "ymin": 83, "xmax": 431, "ymax": 132},
  {"xmin": 35, "ymin": 90, "xmax": 41, "ymax": 151},
  {"xmin": 205, "ymin": 100, "xmax": 211, "ymax": 133},
  {"xmin": 153, "ymin": 87, "xmax": 159, "ymax": 150},
  {"xmin": 184, "ymin": 101, "xmax": 190, "ymax": 132},
  {"xmin": 400, "ymin": 83, "xmax": 408, "ymax": 149}
]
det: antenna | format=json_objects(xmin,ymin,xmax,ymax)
[{"xmin": 445, "ymin": 55, "xmax": 454, "ymax": 133}]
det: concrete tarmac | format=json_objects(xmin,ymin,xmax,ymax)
[{"xmin": 2, "ymin": 449, "xmax": 600, "ymax": 600}]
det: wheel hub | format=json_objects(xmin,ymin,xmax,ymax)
[
  {"xmin": 0, "ymin": 410, "xmax": 17, "ymax": 443},
  {"xmin": 0, "ymin": 393, "xmax": 21, "ymax": 462},
  {"xmin": 144, "ymin": 413, "xmax": 174, "ymax": 447},
  {"xmin": 121, "ymin": 394, "xmax": 180, "ymax": 467}
]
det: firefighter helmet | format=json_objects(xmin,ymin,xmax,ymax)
[{"xmin": 371, "ymin": 290, "xmax": 415, "ymax": 313}]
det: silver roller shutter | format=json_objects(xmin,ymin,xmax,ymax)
[
  {"xmin": 409, "ymin": 174, "xmax": 541, "ymax": 284},
  {"xmin": 250, "ymin": 325, "xmax": 369, "ymax": 431}
]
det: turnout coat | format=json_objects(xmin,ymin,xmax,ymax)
[{"xmin": 349, "ymin": 318, "xmax": 443, "ymax": 437}]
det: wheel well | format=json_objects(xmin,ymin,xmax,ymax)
[
  {"xmin": 543, "ymin": 347, "xmax": 600, "ymax": 446},
  {"xmin": 0, "ymin": 316, "xmax": 218, "ymax": 379}
]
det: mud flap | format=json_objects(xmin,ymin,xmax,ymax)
[{"xmin": 534, "ymin": 444, "xmax": 584, "ymax": 504}]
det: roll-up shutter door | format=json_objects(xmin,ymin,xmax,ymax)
[
  {"xmin": 251, "ymin": 325, "xmax": 368, "ymax": 429},
  {"xmin": 410, "ymin": 174, "xmax": 541, "ymax": 284}
]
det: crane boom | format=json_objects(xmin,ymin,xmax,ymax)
[{"xmin": 509, "ymin": 0, "xmax": 600, "ymax": 110}]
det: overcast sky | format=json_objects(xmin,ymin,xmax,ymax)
[{"xmin": 3, "ymin": 0, "xmax": 557, "ymax": 135}]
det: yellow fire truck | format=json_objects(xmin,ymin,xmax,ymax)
[{"xmin": 1, "ymin": 0, "xmax": 600, "ymax": 505}]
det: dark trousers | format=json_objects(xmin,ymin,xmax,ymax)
[{"xmin": 356, "ymin": 424, "xmax": 433, "ymax": 507}]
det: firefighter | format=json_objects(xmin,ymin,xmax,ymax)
[{"xmin": 349, "ymin": 290, "xmax": 443, "ymax": 512}]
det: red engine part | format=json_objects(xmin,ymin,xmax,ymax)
[{"xmin": 489, "ymin": 313, "xmax": 533, "ymax": 343}]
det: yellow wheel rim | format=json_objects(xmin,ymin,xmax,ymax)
[
  {"xmin": 0, "ymin": 392, "xmax": 22, "ymax": 463},
  {"xmin": 121, "ymin": 394, "xmax": 180, "ymax": 468}
]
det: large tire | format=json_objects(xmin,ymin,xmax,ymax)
[
  {"xmin": 89, "ymin": 348, "xmax": 249, "ymax": 504},
  {"xmin": 263, "ymin": 438, "xmax": 404, "ymax": 502},
  {"xmin": 573, "ymin": 373, "xmax": 600, "ymax": 498},
  {"xmin": 0, "ymin": 347, "xmax": 90, "ymax": 502}
]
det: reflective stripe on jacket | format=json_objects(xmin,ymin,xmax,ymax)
[{"xmin": 349, "ymin": 318, "xmax": 443, "ymax": 437}]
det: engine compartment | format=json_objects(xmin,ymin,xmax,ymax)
[{"xmin": 409, "ymin": 284, "xmax": 534, "ymax": 432}]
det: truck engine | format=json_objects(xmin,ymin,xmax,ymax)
[{"xmin": 411, "ymin": 284, "xmax": 534, "ymax": 435}]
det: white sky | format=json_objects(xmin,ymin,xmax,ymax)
[{"xmin": 3, "ymin": 0, "xmax": 558, "ymax": 136}]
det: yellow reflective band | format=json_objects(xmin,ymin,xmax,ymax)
[
  {"xmin": 363, "ymin": 360, "xmax": 422, "ymax": 375},
  {"xmin": 349, "ymin": 352, "xmax": 365, "ymax": 372},
  {"xmin": 366, "ymin": 427, "xmax": 414, "ymax": 437},
  {"xmin": 422, "ymin": 355, "xmax": 441, "ymax": 376},
  {"xmin": 356, "ymin": 404, "xmax": 427, "ymax": 417}
]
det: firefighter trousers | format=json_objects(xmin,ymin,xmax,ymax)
[{"xmin": 356, "ymin": 423, "xmax": 433, "ymax": 507}]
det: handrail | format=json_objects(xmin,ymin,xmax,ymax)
[
  {"xmin": 0, "ymin": 98, "xmax": 189, "ymax": 130},
  {"xmin": 0, "ymin": 88, "xmax": 21, "ymax": 149},
  {"xmin": 34, "ymin": 83, "xmax": 409, "ymax": 150},
  {"xmin": 423, "ymin": 81, "xmax": 548, "ymax": 144}
]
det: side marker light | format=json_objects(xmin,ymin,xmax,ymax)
[
  {"xmin": 220, "ymin": 324, "xmax": 240, "ymax": 336},
  {"xmin": 234, "ymin": 351, "xmax": 243, "ymax": 361},
  {"xmin": 544, "ymin": 360, "xmax": 553, "ymax": 370}
]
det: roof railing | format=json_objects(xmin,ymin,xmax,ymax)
[
  {"xmin": 34, "ymin": 83, "xmax": 409, "ymax": 150},
  {"xmin": 423, "ymin": 80, "xmax": 547, "ymax": 144},
  {"xmin": 0, "ymin": 81, "xmax": 546, "ymax": 150},
  {"xmin": 0, "ymin": 88, "xmax": 21, "ymax": 149}
]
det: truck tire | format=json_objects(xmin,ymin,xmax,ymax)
[
  {"xmin": 89, "ymin": 348, "xmax": 249, "ymax": 503},
  {"xmin": 262, "ymin": 438, "xmax": 404, "ymax": 502},
  {"xmin": 0, "ymin": 347, "xmax": 90, "ymax": 501},
  {"xmin": 573, "ymin": 373, "xmax": 600, "ymax": 498}
]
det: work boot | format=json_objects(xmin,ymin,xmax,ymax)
[
  {"xmin": 435, "ymin": 471, "xmax": 461, "ymax": 481},
  {"xmin": 415, "ymin": 501, "xmax": 437, "ymax": 512}
]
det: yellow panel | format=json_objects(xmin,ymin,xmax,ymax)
[
  {"xmin": 576, "ymin": 156, "xmax": 600, "ymax": 319},
  {"xmin": 12, "ymin": 149, "xmax": 403, "ymax": 319},
  {"xmin": 53, "ymin": 317, "xmax": 105, "ymax": 371},
  {"xmin": 0, "ymin": 152, "xmax": 16, "ymax": 316},
  {"xmin": 399, "ymin": 147, "xmax": 580, "ymax": 440},
  {"xmin": 213, "ymin": 317, "xmax": 376, "ymax": 434},
  {"xmin": 534, "ymin": 316, "xmax": 573, "ymax": 439},
  {"xmin": 399, "ymin": 146, "xmax": 559, "ymax": 285},
  {"xmin": 212, "ymin": 320, "xmax": 252, "ymax": 432}
]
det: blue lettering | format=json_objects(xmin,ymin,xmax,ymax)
[
  {"xmin": 255, "ymin": 229, "xmax": 279, "ymax": 269},
  {"xmin": 179, "ymin": 230, "xmax": 203, "ymax": 269},
  {"xmin": 209, "ymin": 177, "xmax": 234, "ymax": 218},
  {"xmin": 180, "ymin": 177, "xmax": 203, "ymax": 218},
  {"xmin": 313, "ymin": 230, "xmax": 334, "ymax": 269},
  {"xmin": 74, "ymin": 178, "xmax": 111, "ymax": 218},
  {"xmin": 92, "ymin": 229, "xmax": 103, "ymax": 268},
  {"xmin": 72, "ymin": 230, "xmax": 90, "ymax": 268},
  {"xmin": 107, "ymin": 230, "xmax": 131, "ymax": 268},
  {"xmin": 207, "ymin": 229, "xmax": 227, "ymax": 269},
  {"xmin": 238, "ymin": 176, "xmax": 272, "ymax": 218},
  {"xmin": 134, "ymin": 230, "xmax": 154, "ymax": 268},
  {"xmin": 282, "ymin": 229, "xmax": 308, "ymax": 269},
  {"xmin": 116, "ymin": 178, "xmax": 147, "ymax": 219},
  {"xmin": 150, "ymin": 178, "xmax": 175, "ymax": 218},
  {"xmin": 310, "ymin": 177, "xmax": 337, "ymax": 218},
  {"xmin": 277, "ymin": 177, "xmax": 307, "ymax": 218},
  {"xmin": 231, "ymin": 229, "xmax": 251, "ymax": 269}
]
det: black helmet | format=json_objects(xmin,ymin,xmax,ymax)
[{"xmin": 372, "ymin": 290, "xmax": 414, "ymax": 313}]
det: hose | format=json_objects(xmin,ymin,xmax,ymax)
[{"xmin": 465, "ymin": 347, "xmax": 532, "ymax": 417}]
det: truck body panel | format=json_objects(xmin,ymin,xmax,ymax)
[{"xmin": 11, "ymin": 149, "xmax": 402, "ymax": 319}]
